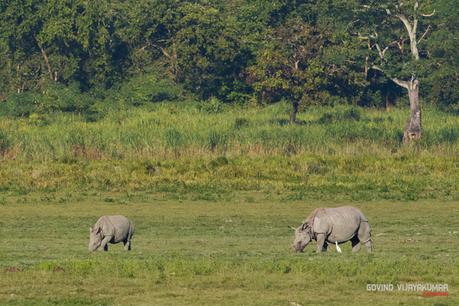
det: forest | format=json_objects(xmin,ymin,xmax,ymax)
[{"xmin": 1, "ymin": 0, "xmax": 457, "ymax": 117}]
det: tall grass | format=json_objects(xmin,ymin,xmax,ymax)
[
  {"xmin": 0, "ymin": 102, "xmax": 457, "ymax": 200},
  {"xmin": 0, "ymin": 102, "xmax": 456, "ymax": 161}
]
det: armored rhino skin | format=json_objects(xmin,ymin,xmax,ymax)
[
  {"xmin": 89, "ymin": 215, "xmax": 135, "ymax": 252},
  {"xmin": 292, "ymin": 206, "xmax": 372, "ymax": 253}
]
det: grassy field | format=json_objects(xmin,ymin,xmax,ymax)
[
  {"xmin": 1, "ymin": 102, "xmax": 458, "ymax": 161},
  {"xmin": 0, "ymin": 103, "xmax": 457, "ymax": 304},
  {"xmin": 0, "ymin": 195, "xmax": 458, "ymax": 305},
  {"xmin": 0, "ymin": 103, "xmax": 457, "ymax": 201}
]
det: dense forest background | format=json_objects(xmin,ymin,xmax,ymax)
[{"xmin": 0, "ymin": 0, "xmax": 457, "ymax": 118}]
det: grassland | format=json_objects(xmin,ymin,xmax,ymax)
[
  {"xmin": 0, "ymin": 103, "xmax": 458, "ymax": 305},
  {"xmin": 1, "ymin": 196, "xmax": 458, "ymax": 305},
  {"xmin": 0, "ymin": 102, "xmax": 457, "ymax": 201}
]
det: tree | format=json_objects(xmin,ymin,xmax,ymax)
[
  {"xmin": 247, "ymin": 18, "xmax": 327, "ymax": 123},
  {"xmin": 357, "ymin": 0, "xmax": 436, "ymax": 143}
]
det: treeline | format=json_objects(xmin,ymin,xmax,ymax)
[{"xmin": 0, "ymin": 0, "xmax": 457, "ymax": 117}]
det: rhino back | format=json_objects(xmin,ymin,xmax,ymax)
[
  {"xmin": 97, "ymin": 215, "xmax": 132, "ymax": 242},
  {"xmin": 324, "ymin": 207, "xmax": 364, "ymax": 242}
]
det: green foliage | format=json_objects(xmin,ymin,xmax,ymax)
[
  {"xmin": 0, "ymin": 82, "xmax": 94, "ymax": 117},
  {"xmin": 116, "ymin": 71, "xmax": 183, "ymax": 106},
  {"xmin": 197, "ymin": 97, "xmax": 227, "ymax": 114},
  {"xmin": 206, "ymin": 130, "xmax": 228, "ymax": 152},
  {"xmin": 0, "ymin": 105, "xmax": 456, "ymax": 200},
  {"xmin": 318, "ymin": 107, "xmax": 362, "ymax": 124},
  {"xmin": 163, "ymin": 128, "xmax": 184, "ymax": 149},
  {"xmin": 0, "ymin": 0, "xmax": 457, "ymax": 109}
]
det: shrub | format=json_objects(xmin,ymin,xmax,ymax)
[
  {"xmin": 164, "ymin": 128, "xmax": 184, "ymax": 149},
  {"xmin": 318, "ymin": 107, "xmax": 362, "ymax": 124},
  {"xmin": 198, "ymin": 97, "xmax": 227, "ymax": 114},
  {"xmin": 119, "ymin": 72, "xmax": 182, "ymax": 106},
  {"xmin": 234, "ymin": 118, "xmax": 250, "ymax": 129},
  {"xmin": 0, "ymin": 82, "xmax": 95, "ymax": 117},
  {"xmin": 0, "ymin": 92, "xmax": 39, "ymax": 117},
  {"xmin": 206, "ymin": 130, "xmax": 228, "ymax": 151}
]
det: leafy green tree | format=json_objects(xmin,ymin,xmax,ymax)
[{"xmin": 247, "ymin": 17, "xmax": 328, "ymax": 122}]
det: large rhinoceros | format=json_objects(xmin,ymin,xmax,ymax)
[
  {"xmin": 89, "ymin": 215, "xmax": 135, "ymax": 252},
  {"xmin": 291, "ymin": 206, "xmax": 372, "ymax": 253}
]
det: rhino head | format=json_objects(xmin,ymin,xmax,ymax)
[
  {"xmin": 291, "ymin": 223, "xmax": 312, "ymax": 252},
  {"xmin": 88, "ymin": 226, "xmax": 102, "ymax": 251}
]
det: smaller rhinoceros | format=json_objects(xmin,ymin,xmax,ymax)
[
  {"xmin": 291, "ymin": 206, "xmax": 372, "ymax": 253},
  {"xmin": 89, "ymin": 215, "xmax": 135, "ymax": 252}
]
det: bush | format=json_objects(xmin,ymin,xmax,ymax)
[
  {"xmin": 119, "ymin": 72, "xmax": 182, "ymax": 106},
  {"xmin": 206, "ymin": 130, "xmax": 228, "ymax": 151},
  {"xmin": 234, "ymin": 118, "xmax": 250, "ymax": 129},
  {"xmin": 164, "ymin": 128, "xmax": 184, "ymax": 149},
  {"xmin": 0, "ymin": 92, "xmax": 39, "ymax": 117},
  {"xmin": 197, "ymin": 97, "xmax": 227, "ymax": 114},
  {"xmin": 318, "ymin": 107, "xmax": 362, "ymax": 124},
  {"xmin": 0, "ymin": 82, "xmax": 94, "ymax": 117}
]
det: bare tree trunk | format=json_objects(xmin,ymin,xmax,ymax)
[
  {"xmin": 290, "ymin": 101, "xmax": 299, "ymax": 123},
  {"xmin": 393, "ymin": 78, "xmax": 421, "ymax": 142},
  {"xmin": 404, "ymin": 80, "xmax": 421, "ymax": 143},
  {"xmin": 37, "ymin": 41, "xmax": 54, "ymax": 81},
  {"xmin": 160, "ymin": 41, "xmax": 179, "ymax": 81}
]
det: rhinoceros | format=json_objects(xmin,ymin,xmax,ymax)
[
  {"xmin": 89, "ymin": 215, "xmax": 135, "ymax": 252},
  {"xmin": 291, "ymin": 206, "xmax": 372, "ymax": 253}
]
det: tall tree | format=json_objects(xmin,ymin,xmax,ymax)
[{"xmin": 357, "ymin": 0, "xmax": 435, "ymax": 143}]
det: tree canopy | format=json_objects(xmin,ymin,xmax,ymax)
[{"xmin": 0, "ymin": 0, "xmax": 457, "ymax": 113}]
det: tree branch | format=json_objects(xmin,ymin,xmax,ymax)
[
  {"xmin": 375, "ymin": 44, "xmax": 389, "ymax": 60},
  {"xmin": 391, "ymin": 78, "xmax": 410, "ymax": 90},
  {"xmin": 417, "ymin": 25, "xmax": 431, "ymax": 44},
  {"xmin": 370, "ymin": 65, "xmax": 384, "ymax": 72},
  {"xmin": 420, "ymin": 10, "xmax": 436, "ymax": 17},
  {"xmin": 396, "ymin": 14, "xmax": 420, "ymax": 60},
  {"xmin": 36, "ymin": 40, "xmax": 54, "ymax": 81}
]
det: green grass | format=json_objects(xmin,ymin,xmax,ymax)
[
  {"xmin": 0, "ymin": 103, "xmax": 457, "ymax": 201},
  {"xmin": 0, "ymin": 103, "xmax": 457, "ymax": 304},
  {"xmin": 0, "ymin": 102, "xmax": 457, "ymax": 160},
  {"xmin": 1, "ymin": 196, "xmax": 458, "ymax": 305}
]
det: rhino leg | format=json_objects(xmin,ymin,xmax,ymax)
[
  {"xmin": 316, "ymin": 233, "xmax": 326, "ymax": 253},
  {"xmin": 123, "ymin": 240, "xmax": 131, "ymax": 251},
  {"xmin": 351, "ymin": 236, "xmax": 361, "ymax": 252},
  {"xmin": 358, "ymin": 222, "xmax": 372, "ymax": 253},
  {"xmin": 101, "ymin": 236, "xmax": 112, "ymax": 252}
]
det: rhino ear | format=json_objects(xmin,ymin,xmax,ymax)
[
  {"xmin": 301, "ymin": 223, "xmax": 309, "ymax": 231},
  {"xmin": 95, "ymin": 226, "xmax": 102, "ymax": 234}
]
